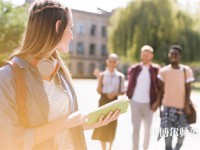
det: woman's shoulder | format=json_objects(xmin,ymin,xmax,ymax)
[
  {"xmin": 0, "ymin": 64, "xmax": 16, "ymax": 106},
  {"xmin": 116, "ymin": 71, "xmax": 125, "ymax": 78},
  {"xmin": 0, "ymin": 64, "xmax": 14, "ymax": 83}
]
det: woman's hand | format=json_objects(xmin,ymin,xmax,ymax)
[
  {"xmin": 65, "ymin": 109, "xmax": 120, "ymax": 130},
  {"xmin": 65, "ymin": 111, "xmax": 86, "ymax": 128},
  {"xmin": 82, "ymin": 109, "xmax": 121, "ymax": 130}
]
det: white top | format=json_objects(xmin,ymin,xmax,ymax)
[
  {"xmin": 43, "ymin": 75, "xmax": 74, "ymax": 150},
  {"xmin": 102, "ymin": 69, "xmax": 126, "ymax": 94},
  {"xmin": 132, "ymin": 65, "xmax": 151, "ymax": 103}
]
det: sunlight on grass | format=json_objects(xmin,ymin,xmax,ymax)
[{"xmin": 192, "ymin": 82, "xmax": 200, "ymax": 93}]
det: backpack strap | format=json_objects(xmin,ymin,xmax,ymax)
[
  {"xmin": 118, "ymin": 76, "xmax": 122, "ymax": 93},
  {"xmin": 6, "ymin": 61, "xmax": 29, "ymax": 128}
]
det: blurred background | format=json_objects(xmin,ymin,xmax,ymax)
[
  {"xmin": 0, "ymin": 0, "xmax": 200, "ymax": 149},
  {"xmin": 0, "ymin": 0, "xmax": 200, "ymax": 81}
]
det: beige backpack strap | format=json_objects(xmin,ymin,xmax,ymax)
[{"xmin": 6, "ymin": 61, "xmax": 29, "ymax": 128}]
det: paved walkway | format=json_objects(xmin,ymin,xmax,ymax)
[{"xmin": 73, "ymin": 79, "xmax": 200, "ymax": 150}]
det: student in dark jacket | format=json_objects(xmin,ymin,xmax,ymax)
[{"xmin": 127, "ymin": 45, "xmax": 160, "ymax": 150}]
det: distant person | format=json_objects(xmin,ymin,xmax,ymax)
[
  {"xmin": 92, "ymin": 53, "xmax": 126, "ymax": 150},
  {"xmin": 154, "ymin": 45, "xmax": 194, "ymax": 150},
  {"xmin": 0, "ymin": 1, "xmax": 121, "ymax": 149},
  {"xmin": 126, "ymin": 45, "xmax": 160, "ymax": 150}
]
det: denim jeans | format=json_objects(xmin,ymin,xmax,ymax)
[{"xmin": 165, "ymin": 114, "xmax": 186, "ymax": 150}]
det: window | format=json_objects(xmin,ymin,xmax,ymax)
[
  {"xmin": 101, "ymin": 26, "xmax": 107, "ymax": 37},
  {"xmin": 68, "ymin": 63, "xmax": 71, "ymax": 71},
  {"xmin": 100, "ymin": 63, "xmax": 106, "ymax": 71},
  {"xmin": 89, "ymin": 63, "xmax": 95, "ymax": 75},
  {"xmin": 77, "ymin": 23, "xmax": 85, "ymax": 35},
  {"xmin": 69, "ymin": 42, "xmax": 73, "ymax": 53},
  {"xmin": 77, "ymin": 42, "xmax": 84, "ymax": 54},
  {"xmin": 77, "ymin": 62, "xmax": 84, "ymax": 75},
  {"xmin": 89, "ymin": 44, "xmax": 96, "ymax": 55},
  {"xmin": 90, "ymin": 24, "xmax": 96, "ymax": 36},
  {"xmin": 101, "ymin": 45, "xmax": 107, "ymax": 56}
]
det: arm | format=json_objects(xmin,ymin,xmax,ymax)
[
  {"xmin": 184, "ymin": 82, "xmax": 192, "ymax": 115},
  {"xmin": 34, "ymin": 109, "xmax": 120, "ymax": 144},
  {"xmin": 151, "ymin": 79, "xmax": 164, "ymax": 111},
  {"xmin": 1, "ymin": 97, "xmax": 120, "ymax": 148},
  {"xmin": 184, "ymin": 66, "xmax": 194, "ymax": 114},
  {"xmin": 35, "ymin": 108, "xmax": 121, "ymax": 142},
  {"xmin": 126, "ymin": 66, "xmax": 135, "ymax": 99},
  {"xmin": 185, "ymin": 82, "xmax": 191, "ymax": 101},
  {"xmin": 97, "ymin": 74, "xmax": 103, "ymax": 94}
]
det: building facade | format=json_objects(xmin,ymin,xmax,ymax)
[
  {"xmin": 25, "ymin": 0, "xmax": 34, "ymax": 3},
  {"xmin": 25, "ymin": 0, "xmax": 121, "ymax": 78},
  {"xmin": 68, "ymin": 9, "xmax": 110, "ymax": 78}
]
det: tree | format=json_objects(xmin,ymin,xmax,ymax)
[
  {"xmin": 108, "ymin": 0, "xmax": 200, "ymax": 63},
  {"xmin": 0, "ymin": 0, "xmax": 27, "ymax": 62}
]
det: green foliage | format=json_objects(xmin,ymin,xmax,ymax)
[
  {"xmin": 192, "ymin": 82, "xmax": 200, "ymax": 93},
  {"xmin": 108, "ymin": 0, "xmax": 200, "ymax": 64},
  {"xmin": 0, "ymin": 0, "xmax": 28, "ymax": 61}
]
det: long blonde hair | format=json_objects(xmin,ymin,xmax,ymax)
[{"xmin": 11, "ymin": 0, "xmax": 72, "ymax": 81}]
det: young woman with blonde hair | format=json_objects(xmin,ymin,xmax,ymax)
[{"xmin": 0, "ymin": 1, "xmax": 120, "ymax": 149}]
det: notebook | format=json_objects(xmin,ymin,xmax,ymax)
[{"xmin": 86, "ymin": 98, "xmax": 130, "ymax": 125}]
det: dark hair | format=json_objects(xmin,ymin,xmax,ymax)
[{"xmin": 169, "ymin": 45, "xmax": 182, "ymax": 54}]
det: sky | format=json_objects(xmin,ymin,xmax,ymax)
[
  {"xmin": 8, "ymin": 0, "xmax": 200, "ymax": 14},
  {"xmin": 9, "ymin": 0, "xmax": 133, "ymax": 13}
]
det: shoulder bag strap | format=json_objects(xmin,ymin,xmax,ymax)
[
  {"xmin": 183, "ymin": 68, "xmax": 186, "ymax": 88},
  {"xmin": 183, "ymin": 67, "xmax": 190, "ymax": 107},
  {"xmin": 6, "ymin": 61, "xmax": 29, "ymax": 128},
  {"xmin": 118, "ymin": 76, "xmax": 122, "ymax": 93}
]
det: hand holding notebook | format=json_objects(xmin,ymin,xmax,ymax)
[{"xmin": 86, "ymin": 96, "xmax": 130, "ymax": 125}]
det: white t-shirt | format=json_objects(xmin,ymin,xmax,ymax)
[
  {"xmin": 43, "ymin": 75, "xmax": 74, "ymax": 150},
  {"xmin": 132, "ymin": 65, "xmax": 151, "ymax": 103},
  {"xmin": 102, "ymin": 69, "xmax": 126, "ymax": 94}
]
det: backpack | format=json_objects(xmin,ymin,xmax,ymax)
[{"xmin": 5, "ymin": 61, "xmax": 29, "ymax": 128}]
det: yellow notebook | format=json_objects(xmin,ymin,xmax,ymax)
[{"xmin": 87, "ymin": 98, "xmax": 130, "ymax": 125}]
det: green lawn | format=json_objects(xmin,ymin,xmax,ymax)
[{"xmin": 192, "ymin": 82, "xmax": 200, "ymax": 93}]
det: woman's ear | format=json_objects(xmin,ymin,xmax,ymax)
[{"xmin": 55, "ymin": 20, "xmax": 61, "ymax": 33}]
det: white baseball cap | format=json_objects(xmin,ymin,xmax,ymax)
[
  {"xmin": 141, "ymin": 45, "xmax": 154, "ymax": 53},
  {"xmin": 108, "ymin": 53, "xmax": 119, "ymax": 60}
]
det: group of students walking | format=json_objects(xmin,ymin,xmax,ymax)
[{"xmin": 92, "ymin": 45, "xmax": 194, "ymax": 150}]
